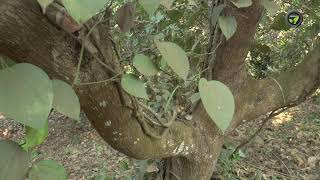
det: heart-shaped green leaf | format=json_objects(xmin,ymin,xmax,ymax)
[
  {"xmin": 138, "ymin": 0, "xmax": 160, "ymax": 16},
  {"xmin": 133, "ymin": 54, "xmax": 158, "ymax": 76},
  {"xmin": 29, "ymin": 160, "xmax": 67, "ymax": 180},
  {"xmin": 211, "ymin": 4, "xmax": 226, "ymax": 25},
  {"xmin": 121, "ymin": 74, "xmax": 149, "ymax": 100},
  {"xmin": 231, "ymin": 0, "xmax": 252, "ymax": 8},
  {"xmin": 0, "ymin": 140, "xmax": 30, "ymax": 180},
  {"xmin": 219, "ymin": 16, "xmax": 237, "ymax": 40},
  {"xmin": 199, "ymin": 78, "xmax": 235, "ymax": 132},
  {"xmin": 61, "ymin": 0, "xmax": 108, "ymax": 24},
  {"xmin": 260, "ymin": 0, "xmax": 279, "ymax": 16},
  {"xmin": 37, "ymin": 0, "xmax": 54, "ymax": 13},
  {"xmin": 155, "ymin": 41, "xmax": 190, "ymax": 80},
  {"xmin": 24, "ymin": 122, "xmax": 49, "ymax": 150},
  {"xmin": 0, "ymin": 63, "xmax": 53, "ymax": 129},
  {"xmin": 52, "ymin": 80, "xmax": 80, "ymax": 121}
]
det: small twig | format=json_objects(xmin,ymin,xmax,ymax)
[
  {"xmin": 95, "ymin": 57, "xmax": 118, "ymax": 74},
  {"xmin": 137, "ymin": 106, "xmax": 177, "ymax": 139},
  {"xmin": 72, "ymin": 17, "xmax": 104, "ymax": 86},
  {"xmin": 77, "ymin": 73, "xmax": 121, "ymax": 86},
  {"xmin": 271, "ymin": 77, "xmax": 286, "ymax": 105},
  {"xmin": 138, "ymin": 101, "xmax": 162, "ymax": 122},
  {"xmin": 231, "ymin": 108, "xmax": 286, "ymax": 156},
  {"xmin": 241, "ymin": 162, "xmax": 298, "ymax": 179},
  {"xmin": 168, "ymin": 171, "xmax": 181, "ymax": 180},
  {"xmin": 164, "ymin": 86, "xmax": 180, "ymax": 113},
  {"xmin": 143, "ymin": 113, "xmax": 164, "ymax": 127},
  {"xmin": 138, "ymin": 101, "xmax": 174, "ymax": 128},
  {"xmin": 136, "ymin": 117, "xmax": 164, "ymax": 139},
  {"xmin": 190, "ymin": 38, "xmax": 201, "ymax": 53},
  {"xmin": 73, "ymin": 37, "xmax": 85, "ymax": 86},
  {"xmin": 275, "ymin": 155, "xmax": 293, "ymax": 177}
]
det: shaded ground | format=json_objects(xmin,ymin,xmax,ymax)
[
  {"xmin": 1, "ymin": 96, "xmax": 320, "ymax": 179},
  {"xmin": 0, "ymin": 113, "xmax": 135, "ymax": 179},
  {"xmin": 217, "ymin": 97, "xmax": 320, "ymax": 180}
]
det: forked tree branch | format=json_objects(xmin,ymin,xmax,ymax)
[{"xmin": 0, "ymin": 0, "xmax": 198, "ymax": 159}]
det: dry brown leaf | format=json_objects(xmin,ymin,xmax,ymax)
[{"xmin": 116, "ymin": 2, "xmax": 135, "ymax": 32}]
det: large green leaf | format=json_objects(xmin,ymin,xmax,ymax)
[
  {"xmin": 121, "ymin": 74, "xmax": 149, "ymax": 99},
  {"xmin": 61, "ymin": 0, "xmax": 108, "ymax": 24},
  {"xmin": 133, "ymin": 54, "xmax": 158, "ymax": 76},
  {"xmin": 0, "ymin": 63, "xmax": 53, "ymax": 129},
  {"xmin": 210, "ymin": 4, "xmax": 226, "ymax": 25},
  {"xmin": 37, "ymin": 0, "xmax": 54, "ymax": 13},
  {"xmin": 260, "ymin": 0, "xmax": 279, "ymax": 16},
  {"xmin": 138, "ymin": 0, "xmax": 160, "ymax": 16},
  {"xmin": 231, "ymin": 0, "xmax": 252, "ymax": 8},
  {"xmin": 270, "ymin": 12, "xmax": 290, "ymax": 31},
  {"xmin": 52, "ymin": 80, "xmax": 80, "ymax": 121},
  {"xmin": 160, "ymin": 0, "xmax": 173, "ymax": 9},
  {"xmin": 218, "ymin": 16, "xmax": 237, "ymax": 40},
  {"xmin": 0, "ymin": 140, "xmax": 30, "ymax": 180},
  {"xmin": 199, "ymin": 78, "xmax": 235, "ymax": 132},
  {"xmin": 155, "ymin": 41, "xmax": 190, "ymax": 80},
  {"xmin": 24, "ymin": 122, "xmax": 49, "ymax": 150},
  {"xmin": 29, "ymin": 160, "xmax": 67, "ymax": 180}
]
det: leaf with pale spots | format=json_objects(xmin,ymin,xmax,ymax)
[
  {"xmin": 199, "ymin": 78, "xmax": 235, "ymax": 132},
  {"xmin": 218, "ymin": 16, "xmax": 237, "ymax": 40},
  {"xmin": 155, "ymin": 41, "xmax": 190, "ymax": 80}
]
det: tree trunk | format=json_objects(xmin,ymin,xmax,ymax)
[{"xmin": 0, "ymin": 0, "xmax": 319, "ymax": 179}]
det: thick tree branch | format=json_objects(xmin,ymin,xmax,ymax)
[
  {"xmin": 0, "ymin": 0, "xmax": 200, "ymax": 160},
  {"xmin": 230, "ymin": 44, "xmax": 320, "ymax": 130},
  {"xmin": 208, "ymin": 0, "xmax": 320, "ymax": 132},
  {"xmin": 212, "ymin": 0, "xmax": 263, "ymax": 88}
]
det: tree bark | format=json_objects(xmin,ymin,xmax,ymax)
[{"xmin": 0, "ymin": 0, "xmax": 319, "ymax": 179}]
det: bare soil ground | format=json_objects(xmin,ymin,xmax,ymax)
[{"xmin": 1, "ymin": 97, "xmax": 320, "ymax": 179}]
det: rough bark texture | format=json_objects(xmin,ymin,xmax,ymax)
[{"xmin": 0, "ymin": 0, "xmax": 319, "ymax": 179}]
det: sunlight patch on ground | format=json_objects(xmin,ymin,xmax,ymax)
[
  {"xmin": 272, "ymin": 112, "xmax": 293, "ymax": 126},
  {"xmin": 0, "ymin": 112, "xmax": 5, "ymax": 120}
]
